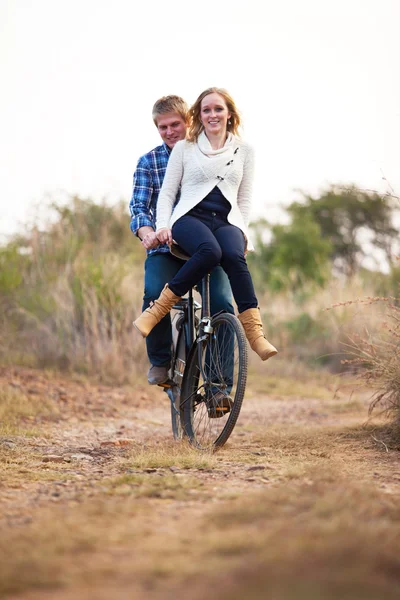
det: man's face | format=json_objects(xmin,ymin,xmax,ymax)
[{"xmin": 156, "ymin": 112, "xmax": 187, "ymax": 149}]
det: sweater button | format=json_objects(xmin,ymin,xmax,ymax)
[{"xmin": 211, "ymin": 212, "xmax": 216, "ymax": 216}]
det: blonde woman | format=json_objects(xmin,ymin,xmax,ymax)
[{"xmin": 134, "ymin": 87, "xmax": 277, "ymax": 361}]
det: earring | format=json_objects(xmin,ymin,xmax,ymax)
[{"xmin": 228, "ymin": 120, "xmax": 231, "ymax": 125}]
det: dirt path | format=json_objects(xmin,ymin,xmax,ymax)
[{"xmin": 1, "ymin": 365, "xmax": 400, "ymax": 600}]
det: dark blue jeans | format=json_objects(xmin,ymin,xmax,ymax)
[
  {"xmin": 143, "ymin": 252, "xmax": 234, "ymax": 367},
  {"xmin": 170, "ymin": 208, "xmax": 258, "ymax": 313}
]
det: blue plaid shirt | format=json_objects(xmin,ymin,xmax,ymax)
[{"xmin": 129, "ymin": 142, "xmax": 176, "ymax": 255}]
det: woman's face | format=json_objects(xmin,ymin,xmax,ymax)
[{"xmin": 200, "ymin": 92, "xmax": 231, "ymax": 137}]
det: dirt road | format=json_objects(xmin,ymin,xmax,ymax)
[{"xmin": 1, "ymin": 365, "xmax": 400, "ymax": 600}]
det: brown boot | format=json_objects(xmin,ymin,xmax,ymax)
[
  {"xmin": 133, "ymin": 284, "xmax": 181, "ymax": 338},
  {"xmin": 238, "ymin": 308, "xmax": 278, "ymax": 361}
]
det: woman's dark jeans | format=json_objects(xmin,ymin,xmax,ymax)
[{"xmin": 170, "ymin": 208, "xmax": 258, "ymax": 313}]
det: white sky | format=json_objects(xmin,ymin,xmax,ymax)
[{"xmin": 1, "ymin": 0, "xmax": 400, "ymax": 239}]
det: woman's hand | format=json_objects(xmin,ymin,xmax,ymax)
[{"xmin": 156, "ymin": 228, "xmax": 173, "ymax": 245}]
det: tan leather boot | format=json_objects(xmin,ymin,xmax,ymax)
[
  {"xmin": 133, "ymin": 284, "xmax": 181, "ymax": 338},
  {"xmin": 238, "ymin": 308, "xmax": 278, "ymax": 361}
]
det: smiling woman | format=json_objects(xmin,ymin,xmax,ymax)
[
  {"xmin": 188, "ymin": 87, "xmax": 242, "ymax": 144},
  {"xmin": 200, "ymin": 93, "xmax": 231, "ymax": 141}
]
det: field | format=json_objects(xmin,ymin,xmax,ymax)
[{"xmin": 1, "ymin": 364, "xmax": 400, "ymax": 600}]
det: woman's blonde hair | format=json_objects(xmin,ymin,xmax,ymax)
[{"xmin": 187, "ymin": 87, "xmax": 241, "ymax": 142}]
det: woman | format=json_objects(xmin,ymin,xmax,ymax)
[{"xmin": 134, "ymin": 87, "xmax": 277, "ymax": 361}]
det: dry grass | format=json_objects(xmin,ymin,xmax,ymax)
[
  {"xmin": 0, "ymin": 364, "xmax": 398, "ymax": 600},
  {"xmin": 247, "ymin": 370, "xmax": 339, "ymax": 400},
  {"xmin": 0, "ymin": 497, "xmax": 142, "ymax": 597},
  {"xmin": 1, "ymin": 462, "xmax": 400, "ymax": 600},
  {"xmin": 215, "ymin": 419, "xmax": 392, "ymax": 488},
  {"xmin": 190, "ymin": 473, "xmax": 400, "ymax": 600},
  {"xmin": 0, "ymin": 268, "xmax": 148, "ymax": 384},
  {"xmin": 106, "ymin": 472, "xmax": 203, "ymax": 499},
  {"xmin": 246, "ymin": 275, "xmax": 394, "ymax": 381},
  {"xmin": 0, "ymin": 199, "xmax": 149, "ymax": 384},
  {"xmin": 0, "ymin": 439, "xmax": 78, "ymax": 485},
  {"xmin": 0, "ymin": 385, "xmax": 57, "ymax": 423},
  {"xmin": 123, "ymin": 439, "xmax": 218, "ymax": 470},
  {"xmin": 0, "ymin": 385, "xmax": 57, "ymax": 442},
  {"xmin": 0, "ymin": 479, "xmax": 205, "ymax": 598},
  {"xmin": 0, "ymin": 384, "xmax": 64, "ymax": 484},
  {"xmin": 328, "ymin": 296, "xmax": 400, "ymax": 438}
]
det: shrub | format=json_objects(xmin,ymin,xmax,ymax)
[
  {"xmin": 340, "ymin": 297, "xmax": 400, "ymax": 423},
  {"xmin": 0, "ymin": 197, "xmax": 147, "ymax": 383}
]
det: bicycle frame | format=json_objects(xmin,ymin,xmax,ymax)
[{"xmin": 161, "ymin": 274, "xmax": 211, "ymax": 425}]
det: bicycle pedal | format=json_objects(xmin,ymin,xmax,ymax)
[
  {"xmin": 208, "ymin": 406, "xmax": 231, "ymax": 419},
  {"xmin": 158, "ymin": 379, "xmax": 174, "ymax": 389}
]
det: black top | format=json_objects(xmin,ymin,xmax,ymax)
[{"xmin": 194, "ymin": 186, "xmax": 231, "ymax": 216}]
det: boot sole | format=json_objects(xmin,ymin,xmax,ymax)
[
  {"xmin": 262, "ymin": 349, "xmax": 278, "ymax": 361},
  {"xmin": 133, "ymin": 322, "xmax": 146, "ymax": 338}
]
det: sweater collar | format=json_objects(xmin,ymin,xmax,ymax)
[{"xmin": 197, "ymin": 130, "xmax": 236, "ymax": 156}]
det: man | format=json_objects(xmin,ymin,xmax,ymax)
[{"xmin": 130, "ymin": 95, "xmax": 234, "ymax": 385}]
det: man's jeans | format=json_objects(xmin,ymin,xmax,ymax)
[{"xmin": 142, "ymin": 253, "xmax": 234, "ymax": 367}]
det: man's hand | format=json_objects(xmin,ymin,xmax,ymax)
[
  {"xmin": 156, "ymin": 227, "xmax": 173, "ymax": 245},
  {"xmin": 141, "ymin": 231, "xmax": 160, "ymax": 250},
  {"xmin": 138, "ymin": 226, "xmax": 159, "ymax": 250}
]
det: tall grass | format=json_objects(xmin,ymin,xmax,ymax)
[
  {"xmin": 252, "ymin": 276, "xmax": 388, "ymax": 373},
  {"xmin": 334, "ymin": 295, "xmax": 400, "ymax": 424},
  {"xmin": 0, "ymin": 197, "xmax": 147, "ymax": 382},
  {"xmin": 0, "ymin": 196, "xmax": 392, "ymax": 382}
]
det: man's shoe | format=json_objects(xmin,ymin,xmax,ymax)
[
  {"xmin": 207, "ymin": 391, "xmax": 233, "ymax": 419},
  {"xmin": 147, "ymin": 364, "xmax": 170, "ymax": 385}
]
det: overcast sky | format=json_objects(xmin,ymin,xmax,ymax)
[{"xmin": 1, "ymin": 0, "xmax": 400, "ymax": 238}]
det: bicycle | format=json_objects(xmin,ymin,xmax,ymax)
[{"xmin": 159, "ymin": 244, "xmax": 248, "ymax": 451}]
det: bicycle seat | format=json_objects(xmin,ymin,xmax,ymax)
[{"xmin": 170, "ymin": 241, "xmax": 191, "ymax": 261}]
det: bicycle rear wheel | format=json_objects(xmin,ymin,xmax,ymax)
[{"xmin": 182, "ymin": 312, "xmax": 248, "ymax": 450}]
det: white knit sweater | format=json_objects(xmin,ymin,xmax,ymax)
[{"xmin": 156, "ymin": 132, "xmax": 255, "ymax": 251}]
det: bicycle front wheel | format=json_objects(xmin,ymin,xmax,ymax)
[{"xmin": 182, "ymin": 312, "xmax": 248, "ymax": 450}]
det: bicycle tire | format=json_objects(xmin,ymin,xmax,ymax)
[
  {"xmin": 181, "ymin": 312, "xmax": 248, "ymax": 450},
  {"xmin": 170, "ymin": 315, "xmax": 187, "ymax": 440}
]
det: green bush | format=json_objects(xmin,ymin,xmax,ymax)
[{"xmin": 0, "ymin": 245, "xmax": 27, "ymax": 294}]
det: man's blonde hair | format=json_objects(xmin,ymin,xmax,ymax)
[
  {"xmin": 152, "ymin": 95, "xmax": 189, "ymax": 126},
  {"xmin": 188, "ymin": 87, "xmax": 241, "ymax": 142}
]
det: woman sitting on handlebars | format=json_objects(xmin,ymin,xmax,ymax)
[{"xmin": 134, "ymin": 87, "xmax": 278, "ymax": 362}]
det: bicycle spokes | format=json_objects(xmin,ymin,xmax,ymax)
[{"xmin": 181, "ymin": 312, "xmax": 248, "ymax": 450}]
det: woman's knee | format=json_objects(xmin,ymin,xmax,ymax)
[
  {"xmin": 220, "ymin": 248, "xmax": 245, "ymax": 268},
  {"xmin": 198, "ymin": 243, "xmax": 222, "ymax": 267}
]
